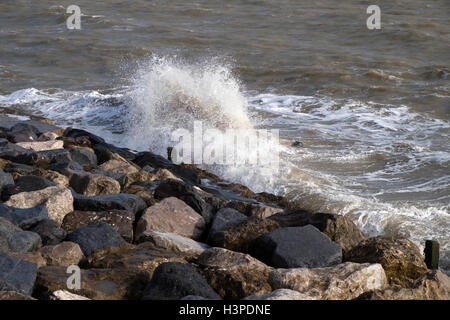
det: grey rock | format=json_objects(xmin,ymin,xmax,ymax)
[
  {"xmin": 66, "ymin": 221, "xmax": 125, "ymax": 256},
  {"xmin": 0, "ymin": 253, "xmax": 37, "ymax": 296},
  {"xmin": 0, "ymin": 171, "xmax": 14, "ymax": 190},
  {"xmin": 251, "ymin": 225, "xmax": 342, "ymax": 268},
  {"xmin": 28, "ymin": 219, "xmax": 67, "ymax": 245},
  {"xmin": 73, "ymin": 193, "xmax": 147, "ymax": 214},
  {"xmin": 70, "ymin": 148, "xmax": 98, "ymax": 170},
  {"xmin": 2, "ymin": 175, "xmax": 56, "ymax": 200},
  {"xmin": 142, "ymin": 262, "xmax": 220, "ymax": 300},
  {"xmin": 207, "ymin": 208, "xmax": 247, "ymax": 245},
  {"xmin": 0, "ymin": 217, "xmax": 42, "ymax": 252},
  {"xmin": 0, "ymin": 203, "xmax": 49, "ymax": 229}
]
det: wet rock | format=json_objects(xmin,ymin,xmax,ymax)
[
  {"xmin": 142, "ymin": 262, "xmax": 220, "ymax": 300},
  {"xmin": 344, "ymin": 236, "xmax": 429, "ymax": 287},
  {"xmin": 73, "ymin": 193, "xmax": 146, "ymax": 214},
  {"xmin": 69, "ymin": 148, "xmax": 98, "ymax": 170},
  {"xmin": 49, "ymin": 290, "xmax": 90, "ymax": 300},
  {"xmin": 40, "ymin": 242, "xmax": 84, "ymax": 267},
  {"xmin": 135, "ymin": 197, "xmax": 206, "ymax": 241},
  {"xmin": 197, "ymin": 247, "xmax": 273, "ymax": 300},
  {"xmin": 211, "ymin": 217, "xmax": 279, "ymax": 253},
  {"xmin": 66, "ymin": 221, "xmax": 125, "ymax": 256},
  {"xmin": 0, "ymin": 203, "xmax": 48, "ymax": 229},
  {"xmin": 5, "ymin": 186, "xmax": 74, "ymax": 225},
  {"xmin": 34, "ymin": 265, "xmax": 150, "ymax": 300},
  {"xmin": 7, "ymin": 252, "xmax": 46, "ymax": 268},
  {"xmin": 243, "ymin": 289, "xmax": 315, "ymax": 300},
  {"xmin": 28, "ymin": 219, "xmax": 67, "ymax": 245},
  {"xmin": 251, "ymin": 225, "xmax": 342, "ymax": 268},
  {"xmin": 2, "ymin": 175, "xmax": 56, "ymax": 200},
  {"xmin": 69, "ymin": 171, "xmax": 121, "ymax": 196},
  {"xmin": 6, "ymin": 123, "xmax": 38, "ymax": 143},
  {"xmin": 358, "ymin": 270, "xmax": 450, "ymax": 300},
  {"xmin": 270, "ymin": 211, "xmax": 366, "ymax": 253},
  {"xmin": 138, "ymin": 230, "xmax": 210, "ymax": 259},
  {"xmin": 16, "ymin": 140, "xmax": 64, "ymax": 152},
  {"xmin": 0, "ymin": 217, "xmax": 42, "ymax": 252},
  {"xmin": 0, "ymin": 253, "xmax": 37, "ymax": 296},
  {"xmin": 207, "ymin": 208, "xmax": 248, "ymax": 246},
  {"xmin": 154, "ymin": 179, "xmax": 213, "ymax": 223},
  {"xmin": 62, "ymin": 210, "xmax": 134, "ymax": 242},
  {"xmin": 225, "ymin": 200, "xmax": 282, "ymax": 218},
  {"xmin": 269, "ymin": 262, "xmax": 387, "ymax": 300}
]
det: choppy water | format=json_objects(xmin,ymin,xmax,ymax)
[{"xmin": 0, "ymin": 1, "xmax": 449, "ymax": 272}]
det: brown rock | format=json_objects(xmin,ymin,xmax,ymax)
[
  {"xmin": 225, "ymin": 200, "xmax": 282, "ymax": 218},
  {"xmin": 135, "ymin": 197, "xmax": 206, "ymax": 241},
  {"xmin": 40, "ymin": 242, "xmax": 84, "ymax": 267},
  {"xmin": 344, "ymin": 236, "xmax": 428, "ymax": 287},
  {"xmin": 62, "ymin": 210, "xmax": 134, "ymax": 242},
  {"xmin": 197, "ymin": 247, "xmax": 273, "ymax": 300},
  {"xmin": 31, "ymin": 168, "xmax": 69, "ymax": 187},
  {"xmin": 8, "ymin": 251, "xmax": 46, "ymax": 268},
  {"xmin": 122, "ymin": 184, "xmax": 156, "ymax": 207},
  {"xmin": 69, "ymin": 172, "xmax": 121, "ymax": 196}
]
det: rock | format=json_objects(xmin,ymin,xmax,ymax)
[
  {"xmin": 49, "ymin": 290, "xmax": 91, "ymax": 300},
  {"xmin": 226, "ymin": 201, "xmax": 282, "ymax": 218},
  {"xmin": 117, "ymin": 170, "xmax": 154, "ymax": 189},
  {"xmin": 0, "ymin": 139, "xmax": 29, "ymax": 159},
  {"xmin": 16, "ymin": 140, "xmax": 64, "ymax": 152},
  {"xmin": 38, "ymin": 149, "xmax": 72, "ymax": 163},
  {"xmin": 154, "ymin": 179, "xmax": 213, "ymax": 223},
  {"xmin": 62, "ymin": 136, "xmax": 91, "ymax": 149},
  {"xmin": 243, "ymin": 289, "xmax": 315, "ymax": 300},
  {"xmin": 0, "ymin": 217, "xmax": 42, "ymax": 252},
  {"xmin": 48, "ymin": 161, "xmax": 83, "ymax": 177},
  {"xmin": 28, "ymin": 219, "xmax": 67, "ymax": 245},
  {"xmin": 3, "ymin": 120, "xmax": 62, "ymax": 137},
  {"xmin": 73, "ymin": 193, "xmax": 146, "ymax": 214},
  {"xmin": 5, "ymin": 186, "xmax": 74, "ymax": 225},
  {"xmin": 6, "ymin": 123, "xmax": 38, "ymax": 143},
  {"xmin": 98, "ymin": 158, "xmax": 140, "ymax": 174},
  {"xmin": 38, "ymin": 132, "xmax": 59, "ymax": 141},
  {"xmin": 40, "ymin": 242, "xmax": 84, "ymax": 267},
  {"xmin": 67, "ymin": 222, "xmax": 125, "ymax": 256},
  {"xmin": 344, "ymin": 236, "xmax": 428, "ymax": 287},
  {"xmin": 69, "ymin": 171, "xmax": 121, "ymax": 196},
  {"xmin": 142, "ymin": 262, "xmax": 220, "ymax": 300},
  {"xmin": 269, "ymin": 262, "xmax": 387, "ymax": 300},
  {"xmin": 0, "ymin": 253, "xmax": 37, "ymax": 296},
  {"xmin": 211, "ymin": 217, "xmax": 279, "ymax": 253},
  {"xmin": 122, "ymin": 184, "xmax": 156, "ymax": 207},
  {"xmin": 133, "ymin": 151, "xmax": 200, "ymax": 184},
  {"xmin": 207, "ymin": 208, "xmax": 248, "ymax": 245},
  {"xmin": 0, "ymin": 203, "xmax": 48, "ymax": 229},
  {"xmin": 62, "ymin": 210, "xmax": 134, "ymax": 242},
  {"xmin": 86, "ymin": 242, "xmax": 187, "ymax": 279},
  {"xmin": 2, "ymin": 175, "xmax": 56, "ymax": 200},
  {"xmin": 135, "ymin": 197, "xmax": 206, "ymax": 241},
  {"xmin": 358, "ymin": 270, "xmax": 450, "ymax": 300},
  {"xmin": 0, "ymin": 290, "xmax": 36, "ymax": 300},
  {"xmin": 3, "ymin": 162, "xmax": 36, "ymax": 178},
  {"xmin": 270, "ymin": 211, "xmax": 366, "ymax": 253},
  {"xmin": 138, "ymin": 230, "xmax": 210, "ymax": 259},
  {"xmin": 0, "ymin": 171, "xmax": 14, "ymax": 190},
  {"xmin": 251, "ymin": 225, "xmax": 342, "ymax": 268},
  {"xmin": 152, "ymin": 168, "xmax": 182, "ymax": 181},
  {"xmin": 7, "ymin": 252, "xmax": 46, "ymax": 268},
  {"xmin": 197, "ymin": 247, "xmax": 273, "ymax": 300},
  {"xmin": 69, "ymin": 148, "xmax": 98, "ymax": 170},
  {"xmin": 34, "ymin": 265, "xmax": 151, "ymax": 300},
  {"xmin": 31, "ymin": 168, "xmax": 69, "ymax": 187}
]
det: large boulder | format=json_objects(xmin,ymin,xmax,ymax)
[
  {"xmin": 16, "ymin": 140, "xmax": 63, "ymax": 152},
  {"xmin": 69, "ymin": 172, "xmax": 121, "ymax": 196},
  {"xmin": 197, "ymin": 247, "xmax": 273, "ymax": 300},
  {"xmin": 270, "ymin": 211, "xmax": 366, "ymax": 253},
  {"xmin": 6, "ymin": 123, "xmax": 38, "ymax": 143},
  {"xmin": 0, "ymin": 203, "xmax": 48, "ymax": 229},
  {"xmin": 251, "ymin": 225, "xmax": 342, "ymax": 268},
  {"xmin": 34, "ymin": 265, "xmax": 151, "ymax": 300},
  {"xmin": 0, "ymin": 253, "xmax": 37, "ymax": 296},
  {"xmin": 211, "ymin": 216, "xmax": 279, "ymax": 253},
  {"xmin": 135, "ymin": 197, "xmax": 206, "ymax": 241},
  {"xmin": 40, "ymin": 242, "xmax": 84, "ymax": 267},
  {"xmin": 5, "ymin": 186, "xmax": 73, "ymax": 225},
  {"xmin": 73, "ymin": 193, "xmax": 146, "ymax": 214},
  {"xmin": 141, "ymin": 262, "xmax": 220, "ymax": 300},
  {"xmin": 207, "ymin": 208, "xmax": 248, "ymax": 245},
  {"xmin": 2, "ymin": 175, "xmax": 56, "ymax": 200},
  {"xmin": 62, "ymin": 210, "xmax": 134, "ymax": 242},
  {"xmin": 344, "ymin": 236, "xmax": 428, "ymax": 287},
  {"xmin": 66, "ymin": 222, "xmax": 125, "ymax": 256},
  {"xmin": 138, "ymin": 230, "xmax": 210, "ymax": 259},
  {"xmin": 358, "ymin": 270, "xmax": 450, "ymax": 300},
  {"xmin": 269, "ymin": 262, "xmax": 387, "ymax": 300},
  {"xmin": 0, "ymin": 217, "xmax": 42, "ymax": 252},
  {"xmin": 28, "ymin": 219, "xmax": 67, "ymax": 245}
]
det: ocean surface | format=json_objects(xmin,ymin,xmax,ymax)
[{"xmin": 0, "ymin": 1, "xmax": 449, "ymax": 272}]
